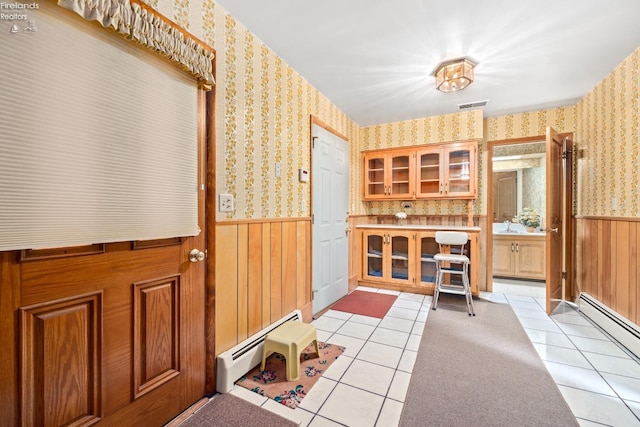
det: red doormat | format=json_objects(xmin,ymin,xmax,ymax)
[
  {"xmin": 235, "ymin": 341, "xmax": 345, "ymax": 409},
  {"xmin": 330, "ymin": 290, "xmax": 397, "ymax": 318}
]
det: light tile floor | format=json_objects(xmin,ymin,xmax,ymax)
[{"xmin": 227, "ymin": 282, "xmax": 640, "ymax": 427}]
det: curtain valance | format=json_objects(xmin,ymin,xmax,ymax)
[{"xmin": 57, "ymin": 0, "xmax": 215, "ymax": 88}]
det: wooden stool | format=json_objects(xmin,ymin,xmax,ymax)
[{"xmin": 260, "ymin": 321, "xmax": 320, "ymax": 381}]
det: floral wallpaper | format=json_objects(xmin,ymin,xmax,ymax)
[
  {"xmin": 141, "ymin": 0, "xmax": 637, "ymax": 221},
  {"xmin": 142, "ymin": 0, "xmax": 360, "ymax": 220},
  {"xmin": 575, "ymin": 47, "xmax": 639, "ymax": 218},
  {"xmin": 358, "ymin": 110, "xmax": 484, "ymax": 217}
]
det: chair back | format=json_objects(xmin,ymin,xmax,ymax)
[{"xmin": 435, "ymin": 231, "xmax": 468, "ymax": 246}]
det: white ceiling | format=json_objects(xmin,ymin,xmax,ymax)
[{"xmin": 215, "ymin": 0, "xmax": 640, "ymax": 127}]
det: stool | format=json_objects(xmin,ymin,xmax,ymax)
[
  {"xmin": 432, "ymin": 231, "xmax": 475, "ymax": 316},
  {"xmin": 260, "ymin": 321, "xmax": 320, "ymax": 381}
]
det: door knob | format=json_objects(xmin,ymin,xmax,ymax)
[
  {"xmin": 543, "ymin": 228, "xmax": 559, "ymax": 233},
  {"xmin": 189, "ymin": 249, "xmax": 206, "ymax": 262}
]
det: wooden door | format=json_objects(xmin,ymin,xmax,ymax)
[
  {"xmin": 545, "ymin": 127, "xmax": 564, "ymax": 314},
  {"xmin": 1, "ymin": 100, "xmax": 208, "ymax": 427},
  {"xmin": 493, "ymin": 171, "xmax": 517, "ymax": 222}
]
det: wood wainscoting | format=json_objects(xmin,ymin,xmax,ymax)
[
  {"xmin": 214, "ymin": 218, "xmax": 312, "ymax": 355},
  {"xmin": 575, "ymin": 217, "xmax": 640, "ymax": 326}
]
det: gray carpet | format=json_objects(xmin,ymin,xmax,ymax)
[
  {"xmin": 400, "ymin": 294, "xmax": 579, "ymax": 427},
  {"xmin": 179, "ymin": 393, "xmax": 297, "ymax": 427}
]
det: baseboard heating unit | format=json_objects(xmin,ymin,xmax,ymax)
[
  {"xmin": 578, "ymin": 292, "xmax": 640, "ymax": 359},
  {"xmin": 216, "ymin": 309, "xmax": 303, "ymax": 393}
]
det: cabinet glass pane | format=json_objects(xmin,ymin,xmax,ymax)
[
  {"xmin": 367, "ymin": 157, "xmax": 385, "ymax": 195},
  {"xmin": 419, "ymin": 152, "xmax": 440, "ymax": 194},
  {"xmin": 366, "ymin": 235, "xmax": 384, "ymax": 277},
  {"xmin": 419, "ymin": 236, "xmax": 438, "ymax": 283},
  {"xmin": 390, "ymin": 235, "xmax": 409, "ymax": 281},
  {"xmin": 448, "ymin": 150, "xmax": 470, "ymax": 193},
  {"xmin": 391, "ymin": 155, "xmax": 410, "ymax": 195}
]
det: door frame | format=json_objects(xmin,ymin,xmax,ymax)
[
  {"xmin": 309, "ymin": 116, "xmax": 350, "ymax": 314},
  {"xmin": 486, "ymin": 134, "xmax": 573, "ymax": 301}
]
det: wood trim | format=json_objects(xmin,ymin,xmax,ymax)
[
  {"xmin": 490, "ymin": 135, "xmax": 545, "ymax": 146},
  {"xmin": 575, "ymin": 215, "xmax": 640, "ymax": 222},
  {"xmin": 310, "ymin": 115, "xmax": 349, "ymax": 142},
  {"xmin": 19, "ymin": 244, "xmax": 105, "ymax": 262},
  {"xmin": 204, "ymin": 80, "xmax": 217, "ymax": 395},
  {"xmin": 361, "ymin": 138, "xmax": 478, "ymax": 154},
  {"xmin": 0, "ymin": 252, "xmax": 20, "ymax": 426},
  {"xmin": 132, "ymin": 238, "xmax": 183, "ymax": 250},
  {"xmin": 213, "ymin": 219, "xmax": 312, "ymax": 355},
  {"xmin": 215, "ymin": 217, "xmax": 311, "ymax": 225}
]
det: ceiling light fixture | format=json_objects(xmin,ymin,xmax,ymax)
[{"xmin": 434, "ymin": 58, "xmax": 475, "ymax": 93}]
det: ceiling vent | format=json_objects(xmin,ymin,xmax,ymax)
[{"xmin": 458, "ymin": 100, "xmax": 489, "ymax": 110}]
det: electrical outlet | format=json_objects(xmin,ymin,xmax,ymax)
[
  {"xmin": 219, "ymin": 193, "xmax": 234, "ymax": 212},
  {"xmin": 275, "ymin": 162, "xmax": 281, "ymax": 178}
]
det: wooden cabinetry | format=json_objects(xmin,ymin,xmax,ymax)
[
  {"xmin": 363, "ymin": 149, "xmax": 414, "ymax": 199},
  {"xmin": 363, "ymin": 140, "xmax": 477, "ymax": 201},
  {"xmin": 493, "ymin": 234, "xmax": 546, "ymax": 280},
  {"xmin": 362, "ymin": 230, "xmax": 415, "ymax": 285},
  {"xmin": 360, "ymin": 226, "xmax": 479, "ymax": 295},
  {"xmin": 416, "ymin": 142, "xmax": 477, "ymax": 199}
]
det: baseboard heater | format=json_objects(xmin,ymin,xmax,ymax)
[
  {"xmin": 578, "ymin": 292, "xmax": 640, "ymax": 359},
  {"xmin": 216, "ymin": 309, "xmax": 303, "ymax": 393}
]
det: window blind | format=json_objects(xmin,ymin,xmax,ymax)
[{"xmin": 0, "ymin": 2, "xmax": 199, "ymax": 251}]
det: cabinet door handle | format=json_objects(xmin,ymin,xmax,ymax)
[
  {"xmin": 445, "ymin": 183, "xmax": 448, "ymax": 193},
  {"xmin": 515, "ymin": 243, "xmax": 519, "ymax": 252},
  {"xmin": 511, "ymin": 243, "xmax": 514, "ymax": 252},
  {"xmin": 440, "ymin": 183, "xmax": 443, "ymax": 194}
]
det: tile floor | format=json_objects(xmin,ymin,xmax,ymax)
[{"xmin": 225, "ymin": 282, "xmax": 640, "ymax": 427}]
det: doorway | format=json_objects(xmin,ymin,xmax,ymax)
[
  {"xmin": 489, "ymin": 138, "xmax": 547, "ymax": 294},
  {"xmin": 311, "ymin": 120, "xmax": 349, "ymax": 314}
]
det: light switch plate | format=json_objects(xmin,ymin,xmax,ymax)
[{"xmin": 219, "ymin": 193, "xmax": 234, "ymax": 212}]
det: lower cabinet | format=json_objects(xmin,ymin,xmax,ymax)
[
  {"xmin": 361, "ymin": 228, "xmax": 478, "ymax": 295},
  {"xmin": 493, "ymin": 234, "xmax": 546, "ymax": 280}
]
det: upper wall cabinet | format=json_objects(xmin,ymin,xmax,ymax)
[
  {"xmin": 363, "ymin": 140, "xmax": 477, "ymax": 201},
  {"xmin": 363, "ymin": 149, "xmax": 414, "ymax": 200}
]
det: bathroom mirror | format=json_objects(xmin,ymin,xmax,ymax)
[{"xmin": 492, "ymin": 142, "xmax": 546, "ymax": 226}]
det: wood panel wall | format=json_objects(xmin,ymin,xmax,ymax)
[
  {"xmin": 575, "ymin": 217, "xmax": 640, "ymax": 326},
  {"xmin": 214, "ymin": 219, "xmax": 311, "ymax": 355}
]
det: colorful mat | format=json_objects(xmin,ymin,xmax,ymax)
[{"xmin": 236, "ymin": 341, "xmax": 345, "ymax": 409}]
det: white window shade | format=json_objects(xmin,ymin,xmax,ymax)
[{"xmin": 0, "ymin": 2, "xmax": 199, "ymax": 251}]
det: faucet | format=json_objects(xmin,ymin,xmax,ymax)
[{"xmin": 504, "ymin": 220, "xmax": 512, "ymax": 232}]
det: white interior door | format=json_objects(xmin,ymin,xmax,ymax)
[{"xmin": 312, "ymin": 124, "xmax": 349, "ymax": 314}]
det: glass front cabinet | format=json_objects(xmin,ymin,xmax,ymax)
[
  {"xmin": 362, "ymin": 230, "xmax": 415, "ymax": 285},
  {"xmin": 415, "ymin": 141, "xmax": 476, "ymax": 199},
  {"xmin": 363, "ymin": 150, "xmax": 414, "ymax": 200},
  {"xmin": 360, "ymin": 228, "xmax": 478, "ymax": 295},
  {"xmin": 364, "ymin": 140, "xmax": 477, "ymax": 201}
]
